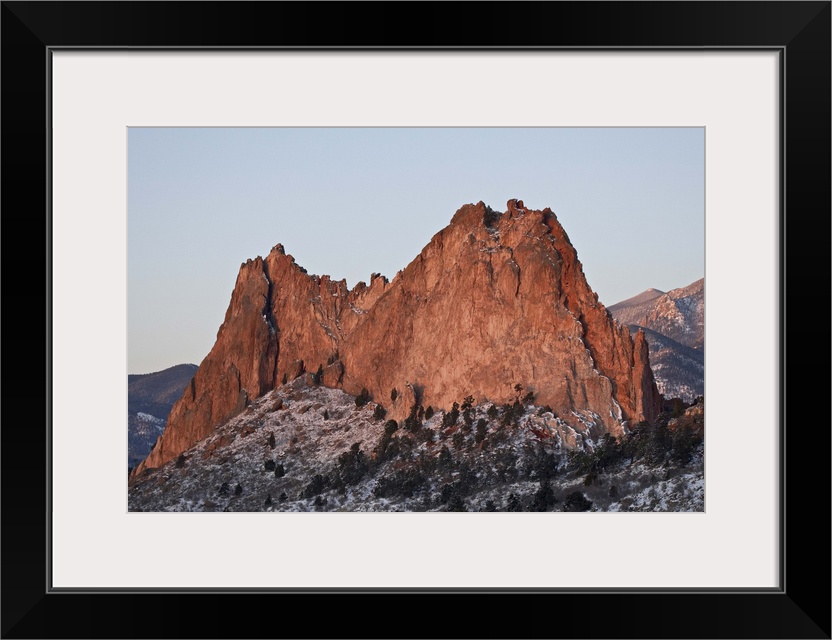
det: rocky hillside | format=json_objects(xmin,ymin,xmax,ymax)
[
  {"xmin": 635, "ymin": 328, "xmax": 704, "ymax": 402},
  {"xmin": 609, "ymin": 279, "xmax": 704, "ymax": 402},
  {"xmin": 608, "ymin": 279, "xmax": 703, "ymax": 349},
  {"xmin": 134, "ymin": 200, "xmax": 662, "ymax": 476},
  {"xmin": 128, "ymin": 364, "xmax": 197, "ymax": 470},
  {"xmin": 128, "ymin": 377, "xmax": 704, "ymax": 513}
]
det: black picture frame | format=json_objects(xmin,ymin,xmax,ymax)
[{"xmin": 2, "ymin": 2, "xmax": 829, "ymax": 638}]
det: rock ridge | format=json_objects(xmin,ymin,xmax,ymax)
[{"xmin": 134, "ymin": 200, "xmax": 662, "ymax": 475}]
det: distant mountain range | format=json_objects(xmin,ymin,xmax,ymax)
[
  {"xmin": 128, "ymin": 363, "xmax": 197, "ymax": 470},
  {"xmin": 608, "ymin": 278, "xmax": 704, "ymax": 402}
]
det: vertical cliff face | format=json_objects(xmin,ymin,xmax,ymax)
[
  {"xmin": 134, "ymin": 200, "xmax": 662, "ymax": 474},
  {"xmin": 137, "ymin": 258, "xmax": 279, "ymax": 472}
]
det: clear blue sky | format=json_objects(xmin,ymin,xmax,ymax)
[{"xmin": 128, "ymin": 127, "xmax": 704, "ymax": 374}]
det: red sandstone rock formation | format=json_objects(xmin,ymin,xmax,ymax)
[{"xmin": 135, "ymin": 200, "xmax": 662, "ymax": 474}]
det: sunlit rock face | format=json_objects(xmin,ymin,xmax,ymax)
[{"xmin": 134, "ymin": 200, "xmax": 661, "ymax": 475}]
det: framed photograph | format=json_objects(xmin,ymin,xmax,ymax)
[
  {"xmin": 3, "ymin": 2, "xmax": 829, "ymax": 638},
  {"xmin": 124, "ymin": 125, "xmax": 707, "ymax": 517}
]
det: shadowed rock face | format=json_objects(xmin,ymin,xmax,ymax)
[{"xmin": 135, "ymin": 200, "xmax": 661, "ymax": 474}]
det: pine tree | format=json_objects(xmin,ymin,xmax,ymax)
[
  {"xmin": 563, "ymin": 491, "xmax": 592, "ymax": 512},
  {"xmin": 355, "ymin": 388, "xmax": 370, "ymax": 407}
]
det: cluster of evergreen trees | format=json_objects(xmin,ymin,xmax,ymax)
[{"xmin": 279, "ymin": 388, "xmax": 702, "ymax": 512}]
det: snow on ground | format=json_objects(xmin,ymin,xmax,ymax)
[
  {"xmin": 128, "ymin": 379, "xmax": 704, "ymax": 513},
  {"xmin": 136, "ymin": 412, "xmax": 164, "ymax": 424}
]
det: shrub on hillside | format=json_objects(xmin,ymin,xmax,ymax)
[
  {"xmin": 355, "ymin": 388, "xmax": 370, "ymax": 408},
  {"xmin": 442, "ymin": 402, "xmax": 460, "ymax": 428},
  {"xmin": 563, "ymin": 491, "xmax": 592, "ymax": 512}
]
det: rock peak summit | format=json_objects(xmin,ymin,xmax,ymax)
[{"xmin": 134, "ymin": 200, "xmax": 662, "ymax": 475}]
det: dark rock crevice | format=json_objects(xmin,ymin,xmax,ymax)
[{"xmin": 260, "ymin": 259, "xmax": 281, "ymax": 388}]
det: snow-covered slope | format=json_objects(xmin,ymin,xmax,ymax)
[
  {"xmin": 636, "ymin": 327, "xmax": 704, "ymax": 401},
  {"xmin": 128, "ymin": 378, "xmax": 704, "ymax": 512}
]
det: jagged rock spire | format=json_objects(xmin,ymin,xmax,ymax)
[{"xmin": 134, "ymin": 200, "xmax": 661, "ymax": 475}]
